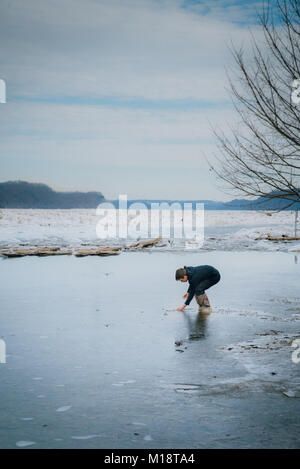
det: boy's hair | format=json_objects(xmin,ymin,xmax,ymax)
[{"xmin": 175, "ymin": 268, "xmax": 186, "ymax": 280}]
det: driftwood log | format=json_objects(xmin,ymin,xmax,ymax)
[
  {"xmin": 1, "ymin": 247, "xmax": 72, "ymax": 258},
  {"xmin": 255, "ymin": 234, "xmax": 300, "ymax": 241},
  {"xmin": 74, "ymin": 247, "xmax": 121, "ymax": 257},
  {"xmin": 125, "ymin": 237, "xmax": 162, "ymax": 250}
]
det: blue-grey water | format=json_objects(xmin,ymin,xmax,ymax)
[{"xmin": 0, "ymin": 251, "xmax": 300, "ymax": 448}]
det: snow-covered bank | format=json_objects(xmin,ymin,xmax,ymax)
[{"xmin": 0, "ymin": 209, "xmax": 299, "ymax": 253}]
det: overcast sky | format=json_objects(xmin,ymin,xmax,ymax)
[{"xmin": 0, "ymin": 0, "xmax": 270, "ymax": 200}]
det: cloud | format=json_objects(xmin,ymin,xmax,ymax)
[
  {"xmin": 180, "ymin": 0, "xmax": 267, "ymax": 24},
  {"xmin": 0, "ymin": 100, "xmax": 238, "ymax": 199},
  {"xmin": 0, "ymin": 0, "xmax": 262, "ymax": 100},
  {"xmin": 0, "ymin": 0, "xmax": 265, "ymax": 199}
]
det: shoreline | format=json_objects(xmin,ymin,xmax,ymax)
[
  {"xmin": 1, "ymin": 241, "xmax": 300, "ymax": 258},
  {"xmin": 1, "ymin": 209, "xmax": 299, "ymax": 255}
]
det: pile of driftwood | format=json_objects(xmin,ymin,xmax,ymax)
[
  {"xmin": 255, "ymin": 234, "xmax": 300, "ymax": 241},
  {"xmin": 0, "ymin": 237, "xmax": 163, "ymax": 258}
]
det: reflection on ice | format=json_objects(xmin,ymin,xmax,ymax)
[{"xmin": 182, "ymin": 311, "xmax": 209, "ymax": 341}]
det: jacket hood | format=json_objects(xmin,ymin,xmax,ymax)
[{"xmin": 184, "ymin": 266, "xmax": 195, "ymax": 279}]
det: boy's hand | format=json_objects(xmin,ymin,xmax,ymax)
[
  {"xmin": 183, "ymin": 293, "xmax": 188, "ymax": 299},
  {"xmin": 176, "ymin": 305, "xmax": 186, "ymax": 312}
]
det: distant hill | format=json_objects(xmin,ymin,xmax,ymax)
[
  {"xmin": 0, "ymin": 181, "xmax": 105, "ymax": 208},
  {"xmin": 109, "ymin": 196, "xmax": 300, "ymax": 210},
  {"xmin": 0, "ymin": 181, "xmax": 299, "ymax": 210},
  {"xmin": 251, "ymin": 192, "xmax": 300, "ymax": 210},
  {"xmin": 108, "ymin": 199, "xmax": 243, "ymax": 210}
]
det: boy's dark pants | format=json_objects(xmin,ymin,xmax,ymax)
[{"xmin": 194, "ymin": 272, "xmax": 220, "ymax": 307}]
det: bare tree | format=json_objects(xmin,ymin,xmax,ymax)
[{"xmin": 210, "ymin": 0, "xmax": 300, "ymax": 209}]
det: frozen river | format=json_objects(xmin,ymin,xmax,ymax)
[{"xmin": 0, "ymin": 250, "xmax": 299, "ymax": 448}]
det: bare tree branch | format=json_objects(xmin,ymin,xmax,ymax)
[{"xmin": 210, "ymin": 0, "xmax": 300, "ymax": 210}]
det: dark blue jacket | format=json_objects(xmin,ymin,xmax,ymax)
[{"xmin": 184, "ymin": 265, "xmax": 220, "ymax": 306}]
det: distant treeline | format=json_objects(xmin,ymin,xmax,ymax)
[
  {"xmin": 108, "ymin": 195, "xmax": 300, "ymax": 211},
  {"xmin": 0, "ymin": 181, "xmax": 105, "ymax": 208},
  {"xmin": 0, "ymin": 181, "xmax": 299, "ymax": 210}
]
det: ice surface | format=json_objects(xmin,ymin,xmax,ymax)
[{"xmin": 1, "ymin": 250, "xmax": 300, "ymax": 449}]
